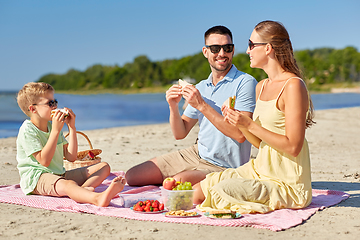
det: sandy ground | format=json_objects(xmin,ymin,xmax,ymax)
[{"xmin": 0, "ymin": 107, "xmax": 359, "ymax": 240}]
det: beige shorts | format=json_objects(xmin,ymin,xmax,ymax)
[
  {"xmin": 156, "ymin": 144, "xmax": 226, "ymax": 178},
  {"xmin": 32, "ymin": 167, "xmax": 88, "ymax": 197}
]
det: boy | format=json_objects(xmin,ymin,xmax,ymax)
[{"xmin": 16, "ymin": 82, "xmax": 125, "ymax": 207}]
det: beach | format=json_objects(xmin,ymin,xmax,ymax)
[{"xmin": 0, "ymin": 107, "xmax": 359, "ymax": 240}]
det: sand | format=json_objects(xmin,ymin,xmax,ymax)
[{"xmin": 0, "ymin": 107, "xmax": 359, "ymax": 240}]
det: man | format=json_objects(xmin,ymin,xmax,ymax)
[{"xmin": 125, "ymin": 25, "xmax": 257, "ymax": 186}]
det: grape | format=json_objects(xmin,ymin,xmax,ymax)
[
  {"xmin": 162, "ymin": 184, "xmax": 195, "ymax": 211},
  {"xmin": 185, "ymin": 185, "xmax": 192, "ymax": 190}
]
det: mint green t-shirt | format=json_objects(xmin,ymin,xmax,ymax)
[{"xmin": 16, "ymin": 119, "xmax": 68, "ymax": 195}]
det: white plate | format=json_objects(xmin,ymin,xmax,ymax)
[
  {"xmin": 204, "ymin": 212, "xmax": 242, "ymax": 219},
  {"xmin": 130, "ymin": 207, "xmax": 166, "ymax": 214},
  {"xmin": 163, "ymin": 211, "xmax": 200, "ymax": 218}
]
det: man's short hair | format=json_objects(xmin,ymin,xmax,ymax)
[{"xmin": 204, "ymin": 25, "xmax": 233, "ymax": 43}]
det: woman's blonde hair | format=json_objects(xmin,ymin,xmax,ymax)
[
  {"xmin": 17, "ymin": 82, "xmax": 54, "ymax": 116},
  {"xmin": 255, "ymin": 20, "xmax": 315, "ymax": 128}
]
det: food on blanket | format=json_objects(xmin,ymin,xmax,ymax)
[
  {"xmin": 208, "ymin": 209, "xmax": 237, "ymax": 219},
  {"xmin": 178, "ymin": 79, "xmax": 192, "ymax": 87},
  {"xmin": 159, "ymin": 203, "xmax": 164, "ymax": 210},
  {"xmin": 223, "ymin": 96, "xmax": 236, "ymax": 110},
  {"xmin": 162, "ymin": 177, "xmax": 177, "ymax": 190},
  {"xmin": 172, "ymin": 181, "xmax": 192, "ymax": 190},
  {"xmin": 163, "ymin": 179, "xmax": 192, "ymax": 191},
  {"xmin": 132, "ymin": 200, "xmax": 164, "ymax": 212},
  {"xmin": 51, "ymin": 108, "xmax": 69, "ymax": 118},
  {"xmin": 165, "ymin": 210, "xmax": 198, "ymax": 217},
  {"xmin": 161, "ymin": 188, "xmax": 194, "ymax": 211}
]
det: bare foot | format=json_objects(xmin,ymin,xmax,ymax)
[{"xmin": 96, "ymin": 176, "xmax": 126, "ymax": 207}]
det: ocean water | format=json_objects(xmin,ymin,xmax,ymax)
[{"xmin": 1, "ymin": 91, "xmax": 360, "ymax": 139}]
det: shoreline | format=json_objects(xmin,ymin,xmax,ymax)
[
  {"xmin": 0, "ymin": 107, "xmax": 359, "ymax": 239},
  {"xmin": 3, "ymin": 83, "xmax": 360, "ymax": 95}
]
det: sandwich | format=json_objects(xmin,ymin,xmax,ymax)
[
  {"xmin": 208, "ymin": 209, "xmax": 237, "ymax": 219},
  {"xmin": 223, "ymin": 96, "xmax": 236, "ymax": 110},
  {"xmin": 228, "ymin": 96, "xmax": 236, "ymax": 109},
  {"xmin": 51, "ymin": 108, "xmax": 69, "ymax": 118},
  {"xmin": 178, "ymin": 79, "xmax": 192, "ymax": 87}
]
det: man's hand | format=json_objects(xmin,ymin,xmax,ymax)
[
  {"xmin": 166, "ymin": 85, "xmax": 182, "ymax": 108},
  {"xmin": 181, "ymin": 85, "xmax": 206, "ymax": 111}
]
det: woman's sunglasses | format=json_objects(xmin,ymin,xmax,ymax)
[
  {"xmin": 33, "ymin": 99, "xmax": 58, "ymax": 108},
  {"xmin": 248, "ymin": 39, "xmax": 267, "ymax": 50},
  {"xmin": 205, "ymin": 44, "xmax": 234, "ymax": 54}
]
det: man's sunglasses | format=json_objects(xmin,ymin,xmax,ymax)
[
  {"xmin": 248, "ymin": 39, "xmax": 267, "ymax": 50},
  {"xmin": 33, "ymin": 99, "xmax": 58, "ymax": 108},
  {"xmin": 205, "ymin": 44, "xmax": 234, "ymax": 54}
]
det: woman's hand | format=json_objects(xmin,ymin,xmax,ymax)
[
  {"xmin": 223, "ymin": 107, "xmax": 252, "ymax": 130},
  {"xmin": 223, "ymin": 106, "xmax": 261, "ymax": 148}
]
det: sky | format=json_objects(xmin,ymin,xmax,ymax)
[{"xmin": 1, "ymin": 0, "xmax": 360, "ymax": 91}]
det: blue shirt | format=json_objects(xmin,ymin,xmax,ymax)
[{"xmin": 183, "ymin": 65, "xmax": 257, "ymax": 168}]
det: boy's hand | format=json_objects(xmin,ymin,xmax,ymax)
[
  {"xmin": 64, "ymin": 108, "xmax": 76, "ymax": 129},
  {"xmin": 51, "ymin": 110, "xmax": 66, "ymax": 132}
]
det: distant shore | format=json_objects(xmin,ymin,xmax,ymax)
[
  {"xmin": 4, "ymin": 82, "xmax": 360, "ymax": 95},
  {"xmin": 331, "ymin": 87, "xmax": 360, "ymax": 93}
]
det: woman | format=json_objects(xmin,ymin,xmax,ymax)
[{"xmin": 193, "ymin": 20, "xmax": 315, "ymax": 214}]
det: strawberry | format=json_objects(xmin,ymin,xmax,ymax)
[
  {"xmin": 133, "ymin": 206, "xmax": 141, "ymax": 211},
  {"xmin": 144, "ymin": 206, "xmax": 151, "ymax": 212},
  {"xmin": 151, "ymin": 200, "xmax": 159, "ymax": 208},
  {"xmin": 88, "ymin": 151, "xmax": 95, "ymax": 159},
  {"xmin": 159, "ymin": 203, "xmax": 164, "ymax": 211}
]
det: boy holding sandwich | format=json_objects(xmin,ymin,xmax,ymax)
[
  {"xmin": 126, "ymin": 25, "xmax": 257, "ymax": 186},
  {"xmin": 16, "ymin": 82, "xmax": 125, "ymax": 206}
]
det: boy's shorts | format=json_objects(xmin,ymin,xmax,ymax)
[
  {"xmin": 156, "ymin": 144, "xmax": 226, "ymax": 178},
  {"xmin": 32, "ymin": 167, "xmax": 88, "ymax": 197}
]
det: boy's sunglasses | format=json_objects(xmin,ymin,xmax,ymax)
[
  {"xmin": 33, "ymin": 99, "xmax": 58, "ymax": 108},
  {"xmin": 248, "ymin": 39, "xmax": 267, "ymax": 50},
  {"xmin": 205, "ymin": 44, "xmax": 234, "ymax": 54}
]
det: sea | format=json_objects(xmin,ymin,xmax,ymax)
[{"xmin": 1, "ymin": 91, "xmax": 360, "ymax": 139}]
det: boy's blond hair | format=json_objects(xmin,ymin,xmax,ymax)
[{"xmin": 17, "ymin": 82, "xmax": 54, "ymax": 117}]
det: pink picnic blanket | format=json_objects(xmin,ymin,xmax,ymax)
[{"xmin": 0, "ymin": 171, "xmax": 349, "ymax": 231}]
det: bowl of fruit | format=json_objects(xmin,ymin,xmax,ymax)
[
  {"xmin": 161, "ymin": 178, "xmax": 195, "ymax": 211},
  {"xmin": 131, "ymin": 199, "xmax": 165, "ymax": 213}
]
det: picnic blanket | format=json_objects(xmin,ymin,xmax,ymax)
[{"xmin": 0, "ymin": 171, "xmax": 349, "ymax": 231}]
